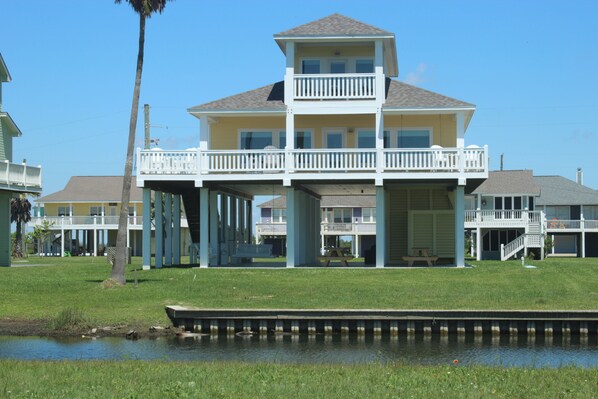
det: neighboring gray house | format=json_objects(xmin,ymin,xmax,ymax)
[
  {"xmin": 464, "ymin": 170, "xmax": 543, "ymax": 260},
  {"xmin": 534, "ymin": 172, "xmax": 598, "ymax": 258},
  {"xmin": 257, "ymin": 195, "xmax": 376, "ymax": 257},
  {"xmin": 465, "ymin": 169, "xmax": 598, "ymax": 260}
]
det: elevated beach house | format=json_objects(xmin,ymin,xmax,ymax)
[
  {"xmin": 136, "ymin": 14, "xmax": 488, "ymax": 268},
  {"xmin": 0, "ymin": 54, "xmax": 42, "ymax": 266},
  {"xmin": 30, "ymin": 176, "xmax": 190, "ymax": 259}
]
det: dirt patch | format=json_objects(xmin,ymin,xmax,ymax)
[{"xmin": 0, "ymin": 318, "xmax": 181, "ymax": 339}]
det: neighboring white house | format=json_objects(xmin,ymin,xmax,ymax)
[
  {"xmin": 135, "ymin": 14, "xmax": 488, "ymax": 268},
  {"xmin": 0, "ymin": 53, "xmax": 43, "ymax": 266}
]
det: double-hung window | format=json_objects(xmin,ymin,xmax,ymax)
[
  {"xmin": 57, "ymin": 206, "xmax": 70, "ymax": 217},
  {"xmin": 362, "ymin": 208, "xmax": 376, "ymax": 223},
  {"xmin": 272, "ymin": 208, "xmax": 286, "ymax": 223}
]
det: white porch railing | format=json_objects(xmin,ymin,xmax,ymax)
[
  {"xmin": 546, "ymin": 219, "xmax": 598, "ymax": 231},
  {"xmin": 137, "ymin": 146, "xmax": 488, "ymax": 177},
  {"xmin": 0, "ymin": 160, "xmax": 42, "ymax": 191},
  {"xmin": 465, "ymin": 210, "xmax": 542, "ymax": 227},
  {"xmin": 30, "ymin": 216, "xmax": 144, "ymax": 227},
  {"xmin": 294, "ymin": 73, "xmax": 376, "ymax": 100},
  {"xmin": 256, "ymin": 222, "xmax": 377, "ymax": 235}
]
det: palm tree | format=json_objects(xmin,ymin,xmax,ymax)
[
  {"xmin": 10, "ymin": 196, "xmax": 32, "ymax": 258},
  {"xmin": 111, "ymin": 0, "xmax": 171, "ymax": 285}
]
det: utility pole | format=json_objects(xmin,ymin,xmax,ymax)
[{"xmin": 144, "ymin": 104, "xmax": 150, "ymax": 150}]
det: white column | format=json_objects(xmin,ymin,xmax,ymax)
[
  {"xmin": 455, "ymin": 186, "xmax": 465, "ymax": 267},
  {"xmin": 375, "ymin": 186, "xmax": 386, "ymax": 268},
  {"xmin": 199, "ymin": 188, "xmax": 210, "ymax": 268},
  {"xmin": 456, "ymin": 111, "xmax": 465, "ymax": 148},
  {"xmin": 374, "ymin": 39, "xmax": 385, "ymax": 103},
  {"xmin": 155, "ymin": 191, "xmax": 163, "ymax": 268},
  {"xmin": 173, "ymin": 194, "xmax": 181, "ymax": 265},
  {"xmin": 209, "ymin": 191, "xmax": 219, "ymax": 265},
  {"xmin": 286, "ymin": 187, "xmax": 296, "ymax": 268},
  {"xmin": 221, "ymin": 194, "xmax": 229, "ymax": 264},
  {"xmin": 93, "ymin": 226, "xmax": 97, "ymax": 257},
  {"xmin": 375, "ymin": 108, "xmax": 384, "ymax": 178},
  {"xmin": 239, "ymin": 198, "xmax": 246, "ymax": 243},
  {"xmin": 230, "ymin": 196, "xmax": 238, "ymax": 263},
  {"xmin": 142, "ymin": 188, "xmax": 151, "ymax": 270},
  {"xmin": 284, "ymin": 41, "xmax": 295, "ymax": 106},
  {"xmin": 164, "ymin": 193, "xmax": 172, "ymax": 267},
  {"xmin": 60, "ymin": 223, "xmax": 65, "ymax": 257},
  {"xmin": 476, "ymin": 227, "xmax": 482, "ymax": 261}
]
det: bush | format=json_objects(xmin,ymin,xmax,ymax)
[{"xmin": 48, "ymin": 307, "xmax": 92, "ymax": 331}]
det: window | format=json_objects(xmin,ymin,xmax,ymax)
[
  {"xmin": 272, "ymin": 208, "xmax": 286, "ymax": 223},
  {"xmin": 333, "ymin": 208, "xmax": 352, "ymax": 223},
  {"xmin": 302, "ymin": 60, "xmax": 320, "ymax": 74},
  {"xmin": 398, "ymin": 130, "xmax": 431, "ymax": 148},
  {"xmin": 57, "ymin": 206, "xmax": 70, "ymax": 216},
  {"xmin": 280, "ymin": 131, "xmax": 312, "ymax": 149},
  {"xmin": 128, "ymin": 206, "xmax": 135, "ymax": 217},
  {"xmin": 322, "ymin": 208, "xmax": 333, "ymax": 223},
  {"xmin": 383, "ymin": 129, "xmax": 431, "ymax": 148},
  {"xmin": 330, "ymin": 61, "xmax": 346, "ymax": 74},
  {"xmin": 90, "ymin": 206, "xmax": 104, "ymax": 216},
  {"xmin": 356, "ymin": 59, "xmax": 374, "ymax": 73},
  {"xmin": 362, "ymin": 208, "xmax": 376, "ymax": 223},
  {"xmin": 585, "ymin": 206, "xmax": 598, "ymax": 220},
  {"xmin": 357, "ymin": 131, "xmax": 375, "ymax": 148},
  {"xmin": 240, "ymin": 131, "xmax": 273, "ymax": 150},
  {"xmin": 546, "ymin": 206, "xmax": 570, "ymax": 220}
]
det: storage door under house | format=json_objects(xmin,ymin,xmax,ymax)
[{"xmin": 388, "ymin": 187, "xmax": 455, "ymax": 262}]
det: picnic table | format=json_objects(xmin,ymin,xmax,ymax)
[
  {"xmin": 318, "ymin": 247, "xmax": 352, "ymax": 267},
  {"xmin": 402, "ymin": 247, "xmax": 438, "ymax": 267}
]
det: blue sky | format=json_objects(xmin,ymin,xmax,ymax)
[{"xmin": 1, "ymin": 0, "xmax": 597, "ymax": 197}]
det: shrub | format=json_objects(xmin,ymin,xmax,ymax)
[{"xmin": 48, "ymin": 307, "xmax": 92, "ymax": 331}]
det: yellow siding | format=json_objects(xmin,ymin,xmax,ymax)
[{"xmin": 209, "ymin": 114, "xmax": 458, "ymax": 150}]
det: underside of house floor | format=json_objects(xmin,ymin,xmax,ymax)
[{"xmin": 140, "ymin": 176, "xmax": 484, "ymax": 269}]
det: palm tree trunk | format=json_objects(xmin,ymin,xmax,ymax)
[{"xmin": 112, "ymin": 12, "xmax": 146, "ymax": 284}]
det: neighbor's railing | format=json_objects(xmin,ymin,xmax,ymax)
[
  {"xmin": 465, "ymin": 210, "xmax": 542, "ymax": 227},
  {"xmin": 294, "ymin": 73, "xmax": 376, "ymax": 100},
  {"xmin": 0, "ymin": 160, "xmax": 42, "ymax": 190},
  {"xmin": 137, "ymin": 146, "xmax": 488, "ymax": 176}
]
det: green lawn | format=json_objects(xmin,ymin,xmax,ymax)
[
  {"xmin": 1, "ymin": 360, "xmax": 596, "ymax": 398},
  {"xmin": 1, "ymin": 256, "xmax": 597, "ymax": 327}
]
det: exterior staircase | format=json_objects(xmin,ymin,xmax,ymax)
[{"xmin": 500, "ymin": 218, "xmax": 544, "ymax": 260}]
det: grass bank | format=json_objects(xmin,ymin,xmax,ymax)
[
  {"xmin": 1, "ymin": 360, "xmax": 596, "ymax": 398},
  {"xmin": 1, "ymin": 257, "xmax": 597, "ymax": 328}
]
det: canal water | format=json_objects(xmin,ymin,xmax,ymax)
[{"xmin": 1, "ymin": 334, "xmax": 597, "ymax": 367}]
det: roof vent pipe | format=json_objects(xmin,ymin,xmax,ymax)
[{"xmin": 576, "ymin": 167, "xmax": 583, "ymax": 185}]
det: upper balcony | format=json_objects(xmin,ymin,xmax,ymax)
[
  {"xmin": 137, "ymin": 146, "xmax": 488, "ymax": 184},
  {"xmin": 293, "ymin": 73, "xmax": 377, "ymax": 101},
  {"xmin": 30, "ymin": 215, "xmax": 189, "ymax": 229},
  {"xmin": 256, "ymin": 221, "xmax": 376, "ymax": 236},
  {"xmin": 0, "ymin": 160, "xmax": 42, "ymax": 194}
]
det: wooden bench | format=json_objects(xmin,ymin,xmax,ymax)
[
  {"xmin": 231, "ymin": 243, "xmax": 274, "ymax": 259},
  {"xmin": 402, "ymin": 255, "xmax": 439, "ymax": 267}
]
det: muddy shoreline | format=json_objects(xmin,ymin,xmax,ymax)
[{"xmin": 0, "ymin": 318, "xmax": 180, "ymax": 339}]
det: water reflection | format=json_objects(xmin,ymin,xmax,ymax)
[{"xmin": 0, "ymin": 334, "xmax": 597, "ymax": 368}]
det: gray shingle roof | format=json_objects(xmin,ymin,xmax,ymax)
[
  {"xmin": 258, "ymin": 195, "xmax": 376, "ymax": 209},
  {"xmin": 534, "ymin": 176, "xmax": 598, "ymax": 206},
  {"xmin": 472, "ymin": 170, "xmax": 540, "ymax": 196},
  {"xmin": 37, "ymin": 176, "xmax": 142, "ymax": 203},
  {"xmin": 384, "ymin": 79, "xmax": 474, "ymax": 109},
  {"xmin": 189, "ymin": 79, "xmax": 472, "ymax": 113},
  {"xmin": 275, "ymin": 13, "xmax": 392, "ymax": 37}
]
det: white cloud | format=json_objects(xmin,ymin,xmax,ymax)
[{"xmin": 403, "ymin": 63, "xmax": 427, "ymax": 86}]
